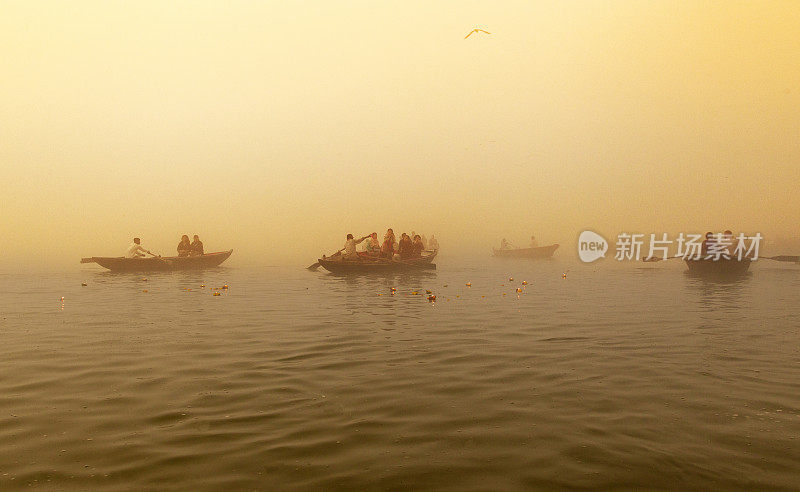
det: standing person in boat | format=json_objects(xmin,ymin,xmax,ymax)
[
  {"xmin": 126, "ymin": 238, "xmax": 152, "ymax": 258},
  {"xmin": 343, "ymin": 233, "xmax": 368, "ymax": 260},
  {"xmin": 428, "ymin": 234, "xmax": 439, "ymax": 251},
  {"xmin": 177, "ymin": 235, "xmax": 192, "ymax": 257},
  {"xmin": 398, "ymin": 233, "xmax": 414, "ymax": 259},
  {"xmin": 362, "ymin": 232, "xmax": 381, "ymax": 256},
  {"xmin": 411, "ymin": 235, "xmax": 425, "ymax": 257},
  {"xmin": 190, "ymin": 234, "xmax": 204, "ymax": 256},
  {"xmin": 381, "ymin": 229, "xmax": 396, "ymax": 258},
  {"xmin": 530, "ymin": 235, "xmax": 539, "ymax": 248}
]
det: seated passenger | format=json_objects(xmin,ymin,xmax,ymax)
[
  {"xmin": 530, "ymin": 235, "xmax": 538, "ymax": 248},
  {"xmin": 411, "ymin": 235, "xmax": 424, "ymax": 257},
  {"xmin": 190, "ymin": 235, "xmax": 204, "ymax": 256},
  {"xmin": 701, "ymin": 232, "xmax": 715, "ymax": 255},
  {"xmin": 381, "ymin": 229, "xmax": 396, "ymax": 258},
  {"xmin": 500, "ymin": 238, "xmax": 510, "ymax": 250},
  {"xmin": 398, "ymin": 233, "xmax": 413, "ymax": 259},
  {"xmin": 363, "ymin": 232, "xmax": 381, "ymax": 255},
  {"xmin": 177, "ymin": 235, "xmax": 191, "ymax": 257}
]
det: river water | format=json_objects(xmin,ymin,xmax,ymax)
[{"xmin": 1, "ymin": 258, "xmax": 799, "ymax": 490}]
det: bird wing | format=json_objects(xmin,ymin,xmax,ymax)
[
  {"xmin": 464, "ymin": 30, "xmax": 474, "ymax": 39},
  {"xmin": 478, "ymin": 29, "xmax": 491, "ymax": 34}
]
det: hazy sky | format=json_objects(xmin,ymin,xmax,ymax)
[{"xmin": 2, "ymin": 1, "xmax": 798, "ymax": 269}]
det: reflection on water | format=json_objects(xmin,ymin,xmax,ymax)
[{"xmin": 0, "ymin": 261, "xmax": 799, "ymax": 489}]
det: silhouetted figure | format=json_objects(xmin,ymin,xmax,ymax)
[
  {"xmin": 412, "ymin": 235, "xmax": 424, "ymax": 257},
  {"xmin": 177, "ymin": 235, "xmax": 191, "ymax": 257},
  {"xmin": 190, "ymin": 235, "xmax": 204, "ymax": 256},
  {"xmin": 398, "ymin": 233, "xmax": 413, "ymax": 259},
  {"xmin": 381, "ymin": 229, "xmax": 396, "ymax": 258}
]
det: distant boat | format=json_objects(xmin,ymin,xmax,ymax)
[
  {"xmin": 81, "ymin": 250, "xmax": 233, "ymax": 272},
  {"xmin": 684, "ymin": 257, "xmax": 751, "ymax": 278},
  {"xmin": 317, "ymin": 251, "xmax": 437, "ymax": 274},
  {"xmin": 492, "ymin": 244, "xmax": 559, "ymax": 259}
]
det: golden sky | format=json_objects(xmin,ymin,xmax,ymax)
[{"xmin": 1, "ymin": 1, "xmax": 798, "ymax": 269}]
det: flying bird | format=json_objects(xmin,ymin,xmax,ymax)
[{"xmin": 464, "ymin": 28, "xmax": 491, "ymax": 39}]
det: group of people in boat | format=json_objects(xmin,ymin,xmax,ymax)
[
  {"xmin": 701, "ymin": 230, "xmax": 736, "ymax": 255},
  {"xmin": 499, "ymin": 235, "xmax": 538, "ymax": 250},
  {"xmin": 125, "ymin": 235, "xmax": 204, "ymax": 258},
  {"xmin": 340, "ymin": 229, "xmax": 439, "ymax": 261},
  {"xmin": 177, "ymin": 235, "xmax": 204, "ymax": 257}
]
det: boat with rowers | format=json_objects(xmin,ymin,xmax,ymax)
[
  {"xmin": 684, "ymin": 257, "xmax": 751, "ymax": 278},
  {"xmin": 81, "ymin": 250, "xmax": 233, "ymax": 272},
  {"xmin": 316, "ymin": 250, "xmax": 437, "ymax": 274},
  {"xmin": 492, "ymin": 244, "xmax": 559, "ymax": 259}
]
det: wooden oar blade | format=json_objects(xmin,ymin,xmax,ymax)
[
  {"xmin": 307, "ymin": 262, "xmax": 321, "ymax": 270},
  {"xmin": 766, "ymin": 255, "xmax": 800, "ymax": 262}
]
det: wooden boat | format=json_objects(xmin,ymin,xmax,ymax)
[
  {"xmin": 684, "ymin": 257, "xmax": 751, "ymax": 278},
  {"xmin": 317, "ymin": 250, "xmax": 437, "ymax": 274},
  {"xmin": 492, "ymin": 244, "xmax": 559, "ymax": 259},
  {"xmin": 81, "ymin": 250, "xmax": 233, "ymax": 272}
]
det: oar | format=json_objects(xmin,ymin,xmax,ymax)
[
  {"xmin": 642, "ymin": 255, "xmax": 685, "ymax": 262},
  {"xmin": 307, "ymin": 249, "xmax": 344, "ymax": 270},
  {"xmin": 760, "ymin": 255, "xmax": 800, "ymax": 263},
  {"xmin": 307, "ymin": 235, "xmax": 370, "ymax": 270},
  {"xmin": 147, "ymin": 251, "xmax": 173, "ymax": 268}
]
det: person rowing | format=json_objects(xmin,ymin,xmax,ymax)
[
  {"xmin": 126, "ymin": 237, "xmax": 153, "ymax": 258},
  {"xmin": 343, "ymin": 233, "xmax": 369, "ymax": 260}
]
